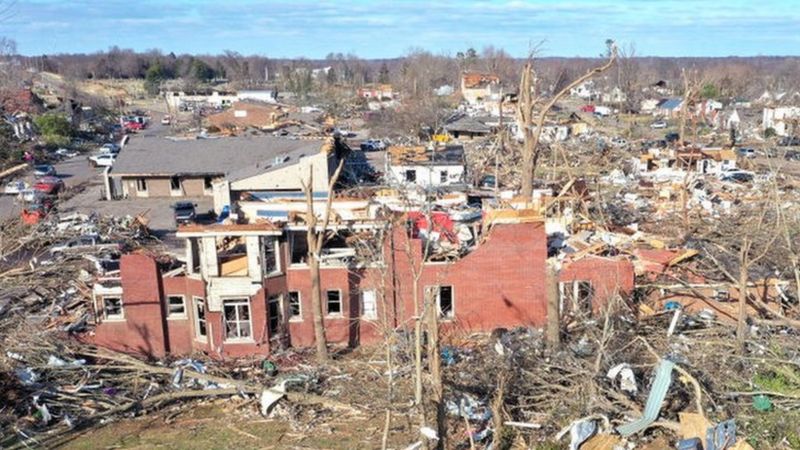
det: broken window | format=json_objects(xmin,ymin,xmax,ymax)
[
  {"xmin": 426, "ymin": 286, "xmax": 454, "ymax": 319},
  {"xmin": 559, "ymin": 281, "xmax": 594, "ymax": 314},
  {"xmin": 167, "ymin": 295, "xmax": 186, "ymax": 317},
  {"xmin": 136, "ymin": 178, "xmax": 147, "ymax": 192},
  {"xmin": 267, "ymin": 295, "xmax": 281, "ymax": 335},
  {"xmin": 203, "ymin": 176, "xmax": 213, "ymax": 191},
  {"xmin": 262, "ymin": 237, "xmax": 279, "ymax": 274},
  {"xmin": 223, "ymin": 299, "xmax": 252, "ymax": 341},
  {"xmin": 319, "ymin": 231, "xmax": 356, "ymax": 266},
  {"xmin": 288, "ymin": 291, "xmax": 302, "ymax": 320},
  {"xmin": 405, "ymin": 169, "xmax": 417, "ymax": 182},
  {"xmin": 103, "ymin": 297, "xmax": 123, "ymax": 320},
  {"xmin": 440, "ymin": 170, "xmax": 448, "ymax": 183},
  {"xmin": 218, "ymin": 237, "xmax": 249, "ymax": 276},
  {"xmin": 189, "ymin": 238, "xmax": 200, "ymax": 273},
  {"xmin": 290, "ymin": 232, "xmax": 309, "ymax": 264},
  {"xmin": 194, "ymin": 297, "xmax": 207, "ymax": 339},
  {"xmin": 326, "ymin": 290, "xmax": 342, "ymax": 316},
  {"xmin": 170, "ymin": 176, "xmax": 181, "ymax": 191},
  {"xmin": 438, "ymin": 286, "xmax": 454, "ymax": 318},
  {"xmin": 362, "ymin": 289, "xmax": 377, "ymax": 320}
]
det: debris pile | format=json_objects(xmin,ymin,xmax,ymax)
[{"xmin": 438, "ymin": 308, "xmax": 800, "ymax": 449}]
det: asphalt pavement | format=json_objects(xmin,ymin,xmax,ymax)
[{"xmin": 0, "ymin": 154, "xmax": 99, "ymax": 222}]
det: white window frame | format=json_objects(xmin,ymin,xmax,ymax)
[
  {"xmin": 193, "ymin": 296, "xmax": 207, "ymax": 341},
  {"xmin": 263, "ymin": 237, "xmax": 281, "ymax": 276},
  {"xmin": 361, "ymin": 289, "xmax": 377, "ymax": 320},
  {"xmin": 167, "ymin": 295, "xmax": 187, "ymax": 319},
  {"xmin": 102, "ymin": 296, "xmax": 124, "ymax": 321},
  {"xmin": 326, "ymin": 289, "xmax": 342, "ymax": 317},
  {"xmin": 426, "ymin": 285, "xmax": 455, "ymax": 319},
  {"xmin": 135, "ymin": 177, "xmax": 148, "ymax": 193},
  {"xmin": 222, "ymin": 298, "xmax": 253, "ymax": 342},
  {"xmin": 288, "ymin": 291, "xmax": 302, "ymax": 322}
]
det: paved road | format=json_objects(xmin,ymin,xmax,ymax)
[{"xmin": 0, "ymin": 154, "xmax": 99, "ymax": 222}]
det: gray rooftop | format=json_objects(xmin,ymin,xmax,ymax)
[
  {"xmin": 444, "ymin": 116, "xmax": 492, "ymax": 134},
  {"xmin": 112, "ymin": 135, "xmax": 323, "ymax": 179}
]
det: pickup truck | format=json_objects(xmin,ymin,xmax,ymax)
[{"xmin": 49, "ymin": 235, "xmax": 121, "ymax": 257}]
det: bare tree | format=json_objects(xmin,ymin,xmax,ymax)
[
  {"xmin": 616, "ymin": 43, "xmax": 640, "ymax": 113},
  {"xmin": 518, "ymin": 41, "xmax": 617, "ymax": 200},
  {"xmin": 301, "ymin": 148, "xmax": 346, "ymax": 363}
]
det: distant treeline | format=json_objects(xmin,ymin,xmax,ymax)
[{"xmin": 10, "ymin": 45, "xmax": 800, "ymax": 98}]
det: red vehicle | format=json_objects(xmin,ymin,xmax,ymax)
[
  {"xmin": 580, "ymin": 104, "xmax": 595, "ymax": 113},
  {"xmin": 124, "ymin": 121, "xmax": 144, "ymax": 132},
  {"xmin": 33, "ymin": 176, "xmax": 64, "ymax": 195}
]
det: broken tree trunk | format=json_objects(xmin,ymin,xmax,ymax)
[
  {"xmin": 303, "ymin": 151, "xmax": 347, "ymax": 363},
  {"xmin": 426, "ymin": 293, "xmax": 445, "ymax": 450},
  {"xmin": 546, "ymin": 262, "xmax": 561, "ymax": 350}
]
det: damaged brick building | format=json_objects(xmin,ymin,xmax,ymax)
[{"xmin": 89, "ymin": 211, "xmax": 634, "ymax": 359}]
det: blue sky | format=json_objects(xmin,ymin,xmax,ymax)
[{"xmin": 3, "ymin": 0, "xmax": 800, "ymax": 58}]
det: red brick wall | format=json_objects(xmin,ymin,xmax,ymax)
[
  {"xmin": 559, "ymin": 255, "xmax": 635, "ymax": 311},
  {"xmin": 92, "ymin": 221, "xmax": 582, "ymax": 358},
  {"xmin": 162, "ymin": 276, "xmax": 207, "ymax": 355},
  {"xmin": 409, "ymin": 222, "xmax": 548, "ymax": 330},
  {"xmin": 92, "ymin": 254, "xmax": 168, "ymax": 358}
]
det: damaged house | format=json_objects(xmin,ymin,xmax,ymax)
[
  {"xmin": 108, "ymin": 136, "xmax": 341, "ymax": 215},
  {"xmin": 385, "ymin": 145, "xmax": 467, "ymax": 188},
  {"xmin": 89, "ymin": 204, "xmax": 634, "ymax": 358},
  {"xmin": 460, "ymin": 71, "xmax": 500, "ymax": 106},
  {"xmin": 206, "ymin": 101, "xmax": 289, "ymax": 131}
]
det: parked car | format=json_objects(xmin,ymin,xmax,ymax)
[
  {"xmin": 49, "ymin": 234, "xmax": 121, "ymax": 256},
  {"xmin": 18, "ymin": 189, "xmax": 44, "ymax": 203},
  {"xmin": 736, "ymin": 147, "xmax": 756, "ymax": 158},
  {"xmin": 33, "ymin": 176, "xmax": 65, "ymax": 195},
  {"xmin": 611, "ymin": 137, "xmax": 628, "ymax": 147},
  {"xmin": 34, "ymin": 164, "xmax": 56, "ymax": 177},
  {"xmin": 99, "ymin": 143, "xmax": 120, "ymax": 154},
  {"xmin": 785, "ymin": 150, "xmax": 800, "ymax": 161},
  {"xmin": 360, "ymin": 139, "xmax": 386, "ymax": 152},
  {"xmin": 778, "ymin": 136, "xmax": 800, "ymax": 147},
  {"xmin": 721, "ymin": 171, "xmax": 754, "ymax": 183},
  {"xmin": 161, "ymin": 115, "xmax": 171, "ymax": 125},
  {"xmin": 478, "ymin": 175, "xmax": 497, "ymax": 189},
  {"xmin": 172, "ymin": 201, "xmax": 197, "ymax": 225},
  {"xmin": 124, "ymin": 121, "xmax": 144, "ymax": 132},
  {"xmin": 665, "ymin": 132, "xmax": 680, "ymax": 143},
  {"xmin": 54, "ymin": 148, "xmax": 79, "ymax": 159},
  {"xmin": 4, "ymin": 180, "xmax": 28, "ymax": 195},
  {"xmin": 335, "ymin": 128, "xmax": 357, "ymax": 138},
  {"xmin": 650, "ymin": 120, "xmax": 668, "ymax": 129},
  {"xmin": 89, "ymin": 153, "xmax": 117, "ymax": 167}
]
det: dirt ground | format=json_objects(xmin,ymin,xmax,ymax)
[{"xmin": 60, "ymin": 401, "xmax": 396, "ymax": 450}]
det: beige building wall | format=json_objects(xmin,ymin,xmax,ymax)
[
  {"xmin": 121, "ymin": 176, "xmax": 213, "ymax": 198},
  {"xmin": 229, "ymin": 151, "xmax": 332, "ymax": 193}
]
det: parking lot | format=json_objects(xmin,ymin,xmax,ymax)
[
  {"xmin": 58, "ymin": 179, "xmax": 213, "ymax": 251},
  {"xmin": 1, "ymin": 128, "xmax": 212, "ymax": 254}
]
